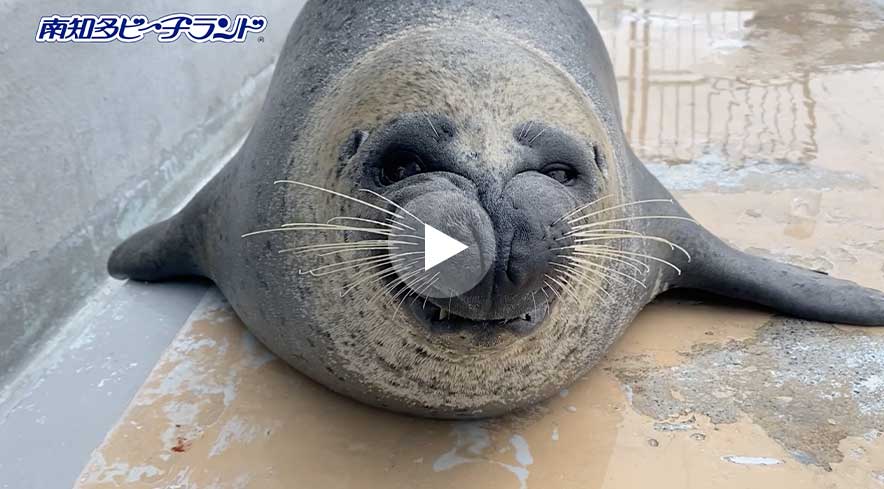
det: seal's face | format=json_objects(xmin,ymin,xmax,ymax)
[
  {"xmin": 361, "ymin": 114, "xmax": 608, "ymax": 345},
  {"xmin": 288, "ymin": 26, "xmax": 626, "ymax": 416}
]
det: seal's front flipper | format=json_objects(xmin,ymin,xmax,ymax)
[
  {"xmin": 627, "ymin": 153, "xmax": 884, "ymax": 326},
  {"xmin": 107, "ymin": 211, "xmax": 204, "ymax": 282},
  {"xmin": 681, "ymin": 231, "xmax": 884, "ymax": 326}
]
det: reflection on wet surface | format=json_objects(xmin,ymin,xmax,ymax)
[
  {"xmin": 586, "ymin": 0, "xmax": 884, "ymax": 189},
  {"xmin": 592, "ymin": 5, "xmax": 816, "ymax": 164}
]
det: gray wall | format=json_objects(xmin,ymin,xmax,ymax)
[{"xmin": 0, "ymin": 1, "xmax": 304, "ymax": 382}]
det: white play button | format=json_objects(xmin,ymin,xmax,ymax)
[
  {"xmin": 423, "ymin": 224, "xmax": 469, "ymax": 271},
  {"xmin": 390, "ymin": 193, "xmax": 494, "ymax": 299}
]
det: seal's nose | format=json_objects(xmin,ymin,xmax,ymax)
[
  {"xmin": 393, "ymin": 190, "xmax": 496, "ymax": 300},
  {"xmin": 388, "ymin": 171, "xmax": 569, "ymax": 321},
  {"xmin": 502, "ymin": 222, "xmax": 550, "ymax": 292},
  {"xmin": 410, "ymin": 181, "xmax": 557, "ymax": 320}
]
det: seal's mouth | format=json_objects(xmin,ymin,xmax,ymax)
[{"xmin": 405, "ymin": 297, "xmax": 549, "ymax": 337}]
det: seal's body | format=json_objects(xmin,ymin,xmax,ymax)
[{"xmin": 109, "ymin": 0, "xmax": 884, "ymax": 418}]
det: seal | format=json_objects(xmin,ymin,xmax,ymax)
[{"xmin": 107, "ymin": 0, "xmax": 884, "ymax": 418}]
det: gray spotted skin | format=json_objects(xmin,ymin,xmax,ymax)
[{"xmin": 108, "ymin": 0, "xmax": 884, "ymax": 418}]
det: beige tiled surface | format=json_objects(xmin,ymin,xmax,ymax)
[{"xmin": 75, "ymin": 0, "xmax": 884, "ymax": 487}]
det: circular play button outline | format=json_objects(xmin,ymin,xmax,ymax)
[{"xmin": 390, "ymin": 192, "xmax": 495, "ymax": 300}]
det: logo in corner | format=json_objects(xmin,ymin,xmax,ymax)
[{"xmin": 35, "ymin": 14, "xmax": 267, "ymax": 43}]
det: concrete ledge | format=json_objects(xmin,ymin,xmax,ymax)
[{"xmin": 0, "ymin": 0, "xmax": 304, "ymax": 388}]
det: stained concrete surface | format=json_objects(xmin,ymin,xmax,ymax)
[
  {"xmin": 42, "ymin": 0, "xmax": 884, "ymax": 487},
  {"xmin": 74, "ymin": 296, "xmax": 884, "ymax": 488},
  {"xmin": 0, "ymin": 280, "xmax": 210, "ymax": 489}
]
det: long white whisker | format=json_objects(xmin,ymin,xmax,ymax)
[
  {"xmin": 543, "ymin": 278, "xmax": 564, "ymax": 301},
  {"xmin": 540, "ymin": 286, "xmax": 552, "ymax": 317},
  {"xmin": 326, "ymin": 216, "xmax": 408, "ymax": 231},
  {"xmin": 545, "ymin": 274, "xmax": 580, "ymax": 303},
  {"xmin": 553, "ymin": 195, "xmax": 615, "ymax": 224},
  {"xmin": 560, "ymin": 228, "xmax": 646, "ymax": 239},
  {"xmin": 302, "ymin": 254, "xmax": 396, "ymax": 275},
  {"xmin": 553, "ymin": 265, "xmax": 609, "ymax": 301},
  {"xmin": 385, "ymin": 217, "xmax": 411, "ymax": 230},
  {"xmin": 243, "ymin": 224, "xmax": 422, "ymax": 241},
  {"xmin": 413, "ymin": 273, "xmax": 441, "ymax": 306},
  {"xmin": 372, "ymin": 265, "xmax": 423, "ymax": 299},
  {"xmin": 281, "ymin": 239, "xmax": 396, "ymax": 253},
  {"xmin": 575, "ymin": 246, "xmax": 683, "ymax": 275},
  {"xmin": 561, "ymin": 255, "xmax": 647, "ymax": 288},
  {"xmin": 570, "ymin": 250, "xmax": 649, "ymax": 276},
  {"xmin": 551, "ymin": 261, "xmax": 627, "ymax": 289},
  {"xmin": 341, "ymin": 258, "xmax": 422, "ymax": 297},
  {"xmin": 578, "ymin": 248, "xmax": 651, "ymax": 272},
  {"xmin": 358, "ymin": 189, "xmax": 425, "ymax": 228},
  {"xmin": 393, "ymin": 271, "xmax": 438, "ymax": 317},
  {"xmin": 280, "ymin": 239, "xmax": 418, "ymax": 255},
  {"xmin": 567, "ymin": 199, "xmax": 675, "ymax": 224},
  {"xmin": 340, "ymin": 261, "xmax": 407, "ymax": 297},
  {"xmin": 569, "ymin": 215, "xmax": 698, "ymax": 232},
  {"xmin": 557, "ymin": 269, "xmax": 583, "ymax": 300},
  {"xmin": 551, "ymin": 265, "xmax": 593, "ymax": 298},
  {"xmin": 274, "ymin": 180, "xmax": 405, "ymax": 220},
  {"xmin": 569, "ymin": 234, "xmax": 691, "ymax": 261},
  {"xmin": 302, "ymin": 252, "xmax": 422, "ymax": 277},
  {"xmin": 422, "ymin": 280, "xmax": 438, "ymax": 309},
  {"xmin": 374, "ymin": 267, "xmax": 425, "ymax": 308},
  {"xmin": 317, "ymin": 246, "xmax": 402, "ymax": 257}
]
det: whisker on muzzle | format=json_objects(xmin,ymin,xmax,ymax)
[
  {"xmin": 326, "ymin": 216, "xmax": 411, "ymax": 232},
  {"xmin": 341, "ymin": 257, "xmax": 425, "ymax": 297},
  {"xmin": 553, "ymin": 195, "xmax": 615, "ymax": 225},
  {"xmin": 568, "ymin": 250, "xmax": 649, "ymax": 276},
  {"xmin": 550, "ymin": 264, "xmax": 610, "ymax": 300},
  {"xmin": 273, "ymin": 179, "xmax": 407, "ymax": 221},
  {"xmin": 566, "ymin": 199, "xmax": 675, "ymax": 225},
  {"xmin": 300, "ymin": 252, "xmax": 423, "ymax": 277},
  {"xmin": 549, "ymin": 197, "xmax": 696, "ymax": 301},
  {"xmin": 242, "ymin": 180, "xmax": 432, "ymax": 299}
]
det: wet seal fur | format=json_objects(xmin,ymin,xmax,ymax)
[{"xmin": 108, "ymin": 0, "xmax": 884, "ymax": 418}]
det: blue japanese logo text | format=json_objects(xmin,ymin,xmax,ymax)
[{"xmin": 36, "ymin": 14, "xmax": 266, "ymax": 43}]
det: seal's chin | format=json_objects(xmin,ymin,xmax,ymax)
[{"xmin": 405, "ymin": 296, "xmax": 549, "ymax": 340}]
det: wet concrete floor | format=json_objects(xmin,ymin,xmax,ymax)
[{"xmin": 75, "ymin": 0, "xmax": 884, "ymax": 487}]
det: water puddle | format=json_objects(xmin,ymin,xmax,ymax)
[{"xmin": 584, "ymin": 0, "xmax": 884, "ymax": 191}]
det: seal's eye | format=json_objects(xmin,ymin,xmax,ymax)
[
  {"xmin": 381, "ymin": 150, "xmax": 424, "ymax": 185},
  {"xmin": 542, "ymin": 163, "xmax": 577, "ymax": 185}
]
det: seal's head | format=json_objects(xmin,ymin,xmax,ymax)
[
  {"xmin": 109, "ymin": 4, "xmax": 884, "ymax": 421},
  {"xmin": 272, "ymin": 26, "xmax": 629, "ymax": 417}
]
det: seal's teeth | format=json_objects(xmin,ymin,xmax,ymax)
[{"xmin": 439, "ymin": 308, "xmax": 449, "ymax": 321}]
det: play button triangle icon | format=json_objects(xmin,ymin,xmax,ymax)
[{"xmin": 424, "ymin": 224, "xmax": 469, "ymax": 271}]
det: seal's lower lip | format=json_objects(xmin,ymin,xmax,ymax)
[{"xmin": 405, "ymin": 297, "xmax": 549, "ymax": 336}]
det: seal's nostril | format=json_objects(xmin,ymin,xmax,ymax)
[{"xmin": 503, "ymin": 234, "xmax": 550, "ymax": 291}]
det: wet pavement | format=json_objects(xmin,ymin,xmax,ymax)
[{"xmin": 74, "ymin": 1, "xmax": 884, "ymax": 488}]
